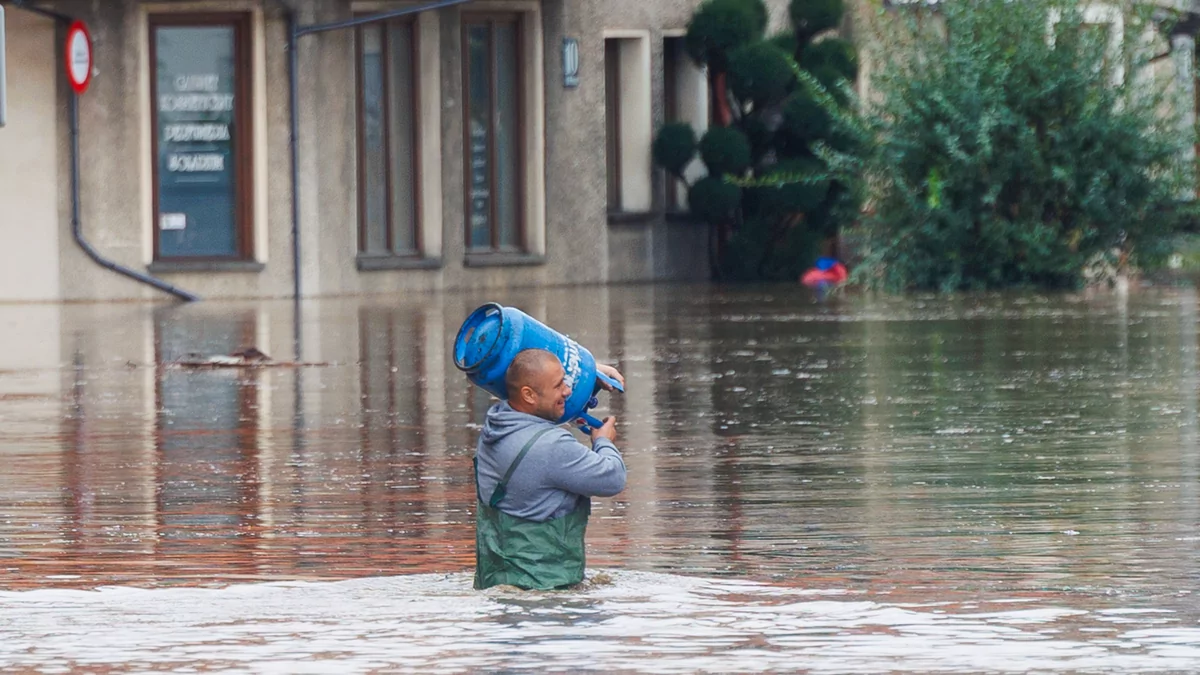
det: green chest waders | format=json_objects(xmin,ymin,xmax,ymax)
[{"xmin": 474, "ymin": 428, "xmax": 592, "ymax": 590}]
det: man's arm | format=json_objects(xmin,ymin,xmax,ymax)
[{"xmin": 543, "ymin": 429, "xmax": 627, "ymax": 498}]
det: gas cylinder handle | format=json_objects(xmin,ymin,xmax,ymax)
[
  {"xmin": 595, "ymin": 372, "xmax": 625, "ymax": 394},
  {"xmin": 577, "ymin": 412, "xmax": 605, "ymax": 435}
]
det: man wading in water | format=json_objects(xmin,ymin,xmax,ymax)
[{"xmin": 473, "ymin": 348, "xmax": 627, "ymax": 590}]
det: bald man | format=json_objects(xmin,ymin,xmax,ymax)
[{"xmin": 473, "ymin": 348, "xmax": 627, "ymax": 590}]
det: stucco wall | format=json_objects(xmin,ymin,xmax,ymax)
[
  {"xmin": 0, "ymin": 0, "xmax": 795, "ymax": 301},
  {"xmin": 0, "ymin": 9, "xmax": 60, "ymax": 302}
]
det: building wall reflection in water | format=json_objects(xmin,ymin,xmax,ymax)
[{"xmin": 0, "ymin": 288, "xmax": 1199, "ymax": 601}]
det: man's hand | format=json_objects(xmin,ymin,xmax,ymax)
[
  {"xmin": 590, "ymin": 416, "xmax": 617, "ymax": 444},
  {"xmin": 595, "ymin": 363, "xmax": 625, "ymax": 391}
]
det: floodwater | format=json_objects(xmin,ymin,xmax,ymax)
[{"xmin": 1, "ymin": 284, "xmax": 1199, "ymax": 673}]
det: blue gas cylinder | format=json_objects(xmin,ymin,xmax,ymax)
[{"xmin": 453, "ymin": 303, "xmax": 622, "ymax": 428}]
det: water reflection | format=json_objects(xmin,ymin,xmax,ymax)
[{"xmin": 0, "ymin": 286, "xmax": 1198, "ymax": 617}]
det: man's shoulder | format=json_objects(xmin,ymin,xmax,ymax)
[{"xmin": 532, "ymin": 427, "xmax": 592, "ymax": 461}]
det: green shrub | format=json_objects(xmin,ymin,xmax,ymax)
[
  {"xmin": 769, "ymin": 32, "xmax": 799, "ymax": 56},
  {"xmin": 752, "ymin": 158, "xmax": 831, "ymax": 215},
  {"xmin": 789, "ymin": 0, "xmax": 844, "ymax": 43},
  {"xmin": 822, "ymin": 0, "xmax": 1192, "ymax": 291},
  {"xmin": 652, "ymin": 123, "xmax": 698, "ymax": 177},
  {"xmin": 689, "ymin": 176, "xmax": 743, "ymax": 224},
  {"xmin": 728, "ymin": 42, "xmax": 797, "ymax": 107},
  {"xmin": 699, "ymin": 127, "xmax": 753, "ymax": 176},
  {"xmin": 685, "ymin": 0, "xmax": 767, "ymax": 69},
  {"xmin": 722, "ymin": 216, "xmax": 824, "ymax": 280},
  {"xmin": 779, "ymin": 88, "xmax": 831, "ymax": 152},
  {"xmin": 741, "ymin": 115, "xmax": 774, "ymax": 164},
  {"xmin": 802, "ymin": 38, "xmax": 857, "ymax": 83}
]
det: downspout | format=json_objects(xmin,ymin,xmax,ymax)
[
  {"xmin": 69, "ymin": 91, "xmax": 199, "ymax": 302},
  {"xmin": 286, "ymin": 9, "xmax": 302, "ymax": 364},
  {"xmin": 10, "ymin": 0, "xmax": 199, "ymax": 302},
  {"xmin": 287, "ymin": 11, "xmax": 302, "ymax": 308}
]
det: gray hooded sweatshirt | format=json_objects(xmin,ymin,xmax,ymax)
[{"xmin": 475, "ymin": 401, "xmax": 627, "ymax": 522}]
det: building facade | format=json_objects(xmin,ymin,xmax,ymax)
[{"xmin": 0, "ymin": 0, "xmax": 792, "ymax": 302}]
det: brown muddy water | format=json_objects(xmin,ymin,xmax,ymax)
[{"xmin": 1, "ymin": 284, "xmax": 1199, "ymax": 672}]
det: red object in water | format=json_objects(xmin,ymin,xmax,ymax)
[{"xmin": 800, "ymin": 262, "xmax": 848, "ymax": 287}]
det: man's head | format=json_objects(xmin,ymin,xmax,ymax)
[{"xmin": 505, "ymin": 349, "xmax": 570, "ymax": 422}]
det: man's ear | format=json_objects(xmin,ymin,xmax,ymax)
[{"xmin": 519, "ymin": 384, "xmax": 537, "ymax": 405}]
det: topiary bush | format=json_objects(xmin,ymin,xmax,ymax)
[
  {"xmin": 684, "ymin": 0, "xmax": 767, "ymax": 70},
  {"xmin": 699, "ymin": 127, "xmax": 752, "ymax": 177},
  {"xmin": 801, "ymin": 38, "xmax": 857, "ymax": 83},
  {"xmin": 728, "ymin": 42, "xmax": 797, "ymax": 108},
  {"xmin": 652, "ymin": 123, "xmax": 698, "ymax": 178},
  {"xmin": 751, "ymin": 158, "xmax": 830, "ymax": 214},
  {"xmin": 789, "ymin": 0, "xmax": 844, "ymax": 44},
  {"xmin": 779, "ymin": 87, "xmax": 830, "ymax": 151},
  {"xmin": 653, "ymin": 0, "xmax": 860, "ymax": 280},
  {"xmin": 689, "ymin": 176, "xmax": 743, "ymax": 223}
]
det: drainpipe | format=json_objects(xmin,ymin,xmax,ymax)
[
  {"xmin": 287, "ymin": 10, "xmax": 302, "ymax": 307},
  {"xmin": 68, "ymin": 91, "xmax": 199, "ymax": 302},
  {"xmin": 10, "ymin": 0, "xmax": 199, "ymax": 302}
]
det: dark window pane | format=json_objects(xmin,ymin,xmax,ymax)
[
  {"xmin": 605, "ymin": 39, "xmax": 621, "ymax": 211},
  {"xmin": 467, "ymin": 24, "xmax": 492, "ymax": 250},
  {"xmin": 664, "ymin": 37, "xmax": 684, "ymax": 210},
  {"xmin": 154, "ymin": 25, "xmax": 240, "ymax": 258},
  {"xmin": 495, "ymin": 22, "xmax": 520, "ymax": 250},
  {"xmin": 387, "ymin": 22, "xmax": 418, "ymax": 255},
  {"xmin": 360, "ymin": 25, "xmax": 388, "ymax": 254}
]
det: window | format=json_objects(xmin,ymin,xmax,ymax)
[
  {"xmin": 604, "ymin": 34, "xmax": 652, "ymax": 215},
  {"xmin": 463, "ymin": 14, "xmax": 524, "ymax": 252},
  {"xmin": 357, "ymin": 19, "xmax": 420, "ymax": 257},
  {"xmin": 150, "ymin": 14, "xmax": 253, "ymax": 261},
  {"xmin": 606, "ymin": 40, "xmax": 622, "ymax": 209},
  {"xmin": 663, "ymin": 34, "xmax": 709, "ymax": 212}
]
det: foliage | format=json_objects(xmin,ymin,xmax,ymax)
[
  {"xmin": 790, "ymin": 0, "xmax": 845, "ymax": 43},
  {"xmin": 652, "ymin": 123, "xmax": 698, "ymax": 178},
  {"xmin": 801, "ymin": 37, "xmax": 857, "ymax": 83},
  {"xmin": 812, "ymin": 0, "xmax": 1195, "ymax": 291},
  {"xmin": 728, "ymin": 43, "xmax": 798, "ymax": 107},
  {"xmin": 655, "ymin": 0, "xmax": 860, "ymax": 280},
  {"xmin": 699, "ymin": 127, "xmax": 753, "ymax": 176},
  {"xmin": 689, "ymin": 176, "xmax": 743, "ymax": 223},
  {"xmin": 685, "ymin": 0, "xmax": 768, "ymax": 70}
]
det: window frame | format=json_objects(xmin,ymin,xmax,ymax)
[
  {"xmin": 355, "ymin": 16, "xmax": 424, "ymax": 259},
  {"xmin": 602, "ymin": 31, "xmax": 653, "ymax": 219},
  {"xmin": 661, "ymin": 30, "xmax": 709, "ymax": 217},
  {"xmin": 148, "ymin": 12, "xmax": 255, "ymax": 263},
  {"xmin": 461, "ymin": 12, "xmax": 527, "ymax": 254}
]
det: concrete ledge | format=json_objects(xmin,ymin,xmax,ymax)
[
  {"xmin": 664, "ymin": 210, "xmax": 698, "ymax": 224},
  {"xmin": 356, "ymin": 255, "xmax": 443, "ymax": 271},
  {"xmin": 607, "ymin": 211, "xmax": 658, "ymax": 225},
  {"xmin": 148, "ymin": 260, "xmax": 266, "ymax": 274},
  {"xmin": 463, "ymin": 252, "xmax": 546, "ymax": 268}
]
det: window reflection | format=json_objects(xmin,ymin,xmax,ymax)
[{"xmin": 153, "ymin": 310, "xmax": 260, "ymax": 567}]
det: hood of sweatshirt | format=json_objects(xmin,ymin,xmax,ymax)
[{"xmin": 480, "ymin": 401, "xmax": 554, "ymax": 445}]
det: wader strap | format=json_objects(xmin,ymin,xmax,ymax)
[{"xmin": 488, "ymin": 427, "xmax": 553, "ymax": 509}]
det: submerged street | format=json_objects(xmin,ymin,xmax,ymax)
[{"xmin": 1, "ymin": 284, "xmax": 1199, "ymax": 672}]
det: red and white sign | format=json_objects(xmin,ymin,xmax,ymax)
[{"xmin": 65, "ymin": 21, "xmax": 93, "ymax": 95}]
